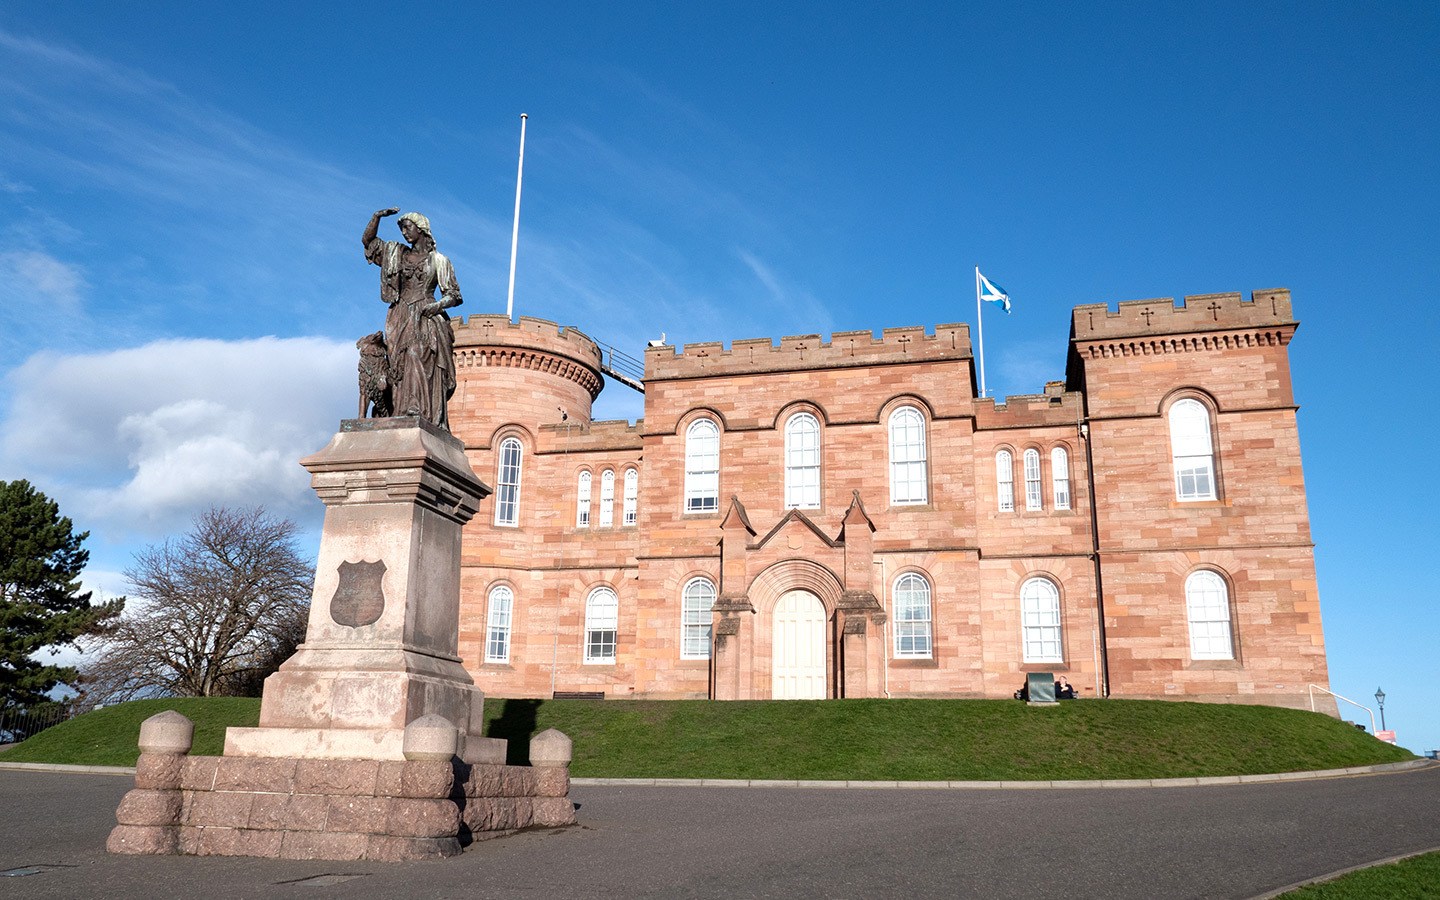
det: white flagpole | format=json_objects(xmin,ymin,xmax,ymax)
[
  {"xmin": 505, "ymin": 113, "xmax": 528, "ymax": 320},
  {"xmin": 975, "ymin": 266, "xmax": 987, "ymax": 399}
]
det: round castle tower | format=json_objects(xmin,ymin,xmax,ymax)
[{"xmin": 448, "ymin": 315, "xmax": 605, "ymax": 447}]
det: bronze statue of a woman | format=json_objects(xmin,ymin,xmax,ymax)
[{"xmin": 361, "ymin": 208, "xmax": 463, "ymax": 430}]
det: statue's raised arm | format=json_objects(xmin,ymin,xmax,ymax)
[{"xmin": 357, "ymin": 209, "xmax": 463, "ymax": 431}]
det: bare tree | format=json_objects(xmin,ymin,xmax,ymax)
[{"xmin": 80, "ymin": 507, "xmax": 313, "ymax": 705}]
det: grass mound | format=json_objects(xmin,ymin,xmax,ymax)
[{"xmin": 1, "ymin": 696, "xmax": 1414, "ymax": 780}]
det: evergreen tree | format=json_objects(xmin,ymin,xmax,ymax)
[{"xmin": 0, "ymin": 480, "xmax": 123, "ymax": 709}]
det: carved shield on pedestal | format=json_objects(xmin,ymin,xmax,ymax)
[{"xmin": 330, "ymin": 560, "xmax": 387, "ymax": 627}]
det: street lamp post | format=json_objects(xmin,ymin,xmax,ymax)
[{"xmin": 1375, "ymin": 687, "xmax": 1387, "ymax": 732}]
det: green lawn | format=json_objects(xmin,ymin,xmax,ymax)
[
  {"xmin": 1, "ymin": 696, "xmax": 1413, "ymax": 780},
  {"xmin": 1277, "ymin": 850, "xmax": 1440, "ymax": 898}
]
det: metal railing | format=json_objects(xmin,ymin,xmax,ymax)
[
  {"xmin": 593, "ymin": 340, "xmax": 645, "ymax": 394},
  {"xmin": 0, "ymin": 702, "xmax": 78, "ymax": 745},
  {"xmin": 1308, "ymin": 684, "xmax": 1376, "ymax": 733}
]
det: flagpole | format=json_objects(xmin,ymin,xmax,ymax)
[
  {"xmin": 975, "ymin": 266, "xmax": 987, "ymax": 399},
  {"xmin": 505, "ymin": 113, "xmax": 528, "ymax": 321}
]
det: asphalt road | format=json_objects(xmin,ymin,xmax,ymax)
[{"xmin": 2, "ymin": 766, "xmax": 1438, "ymax": 899}]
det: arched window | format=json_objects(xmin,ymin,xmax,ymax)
[
  {"xmin": 622, "ymin": 468, "xmax": 639, "ymax": 526},
  {"xmin": 893, "ymin": 573, "xmax": 933, "ymax": 659},
  {"xmin": 784, "ymin": 412, "xmax": 821, "ymax": 509},
  {"xmin": 681, "ymin": 577, "xmax": 716, "ymax": 659},
  {"xmin": 584, "ymin": 587, "xmax": 619, "ymax": 663},
  {"xmin": 599, "ymin": 469, "xmax": 615, "ymax": 528},
  {"xmin": 576, "ymin": 471, "xmax": 592, "ymax": 527},
  {"xmin": 494, "ymin": 437, "xmax": 522, "ymax": 527},
  {"xmin": 995, "ymin": 450, "xmax": 1015, "ymax": 512},
  {"xmin": 1020, "ymin": 578, "xmax": 1063, "ymax": 663},
  {"xmin": 1186, "ymin": 571, "xmax": 1234, "ymax": 660},
  {"xmin": 1051, "ymin": 447, "xmax": 1071, "ymax": 510},
  {"xmin": 888, "ymin": 406, "xmax": 928, "ymax": 505},
  {"xmin": 1024, "ymin": 448, "xmax": 1043, "ymax": 511},
  {"xmin": 684, "ymin": 419, "xmax": 720, "ymax": 513},
  {"xmin": 484, "ymin": 585, "xmax": 514, "ymax": 664},
  {"xmin": 1169, "ymin": 398, "xmax": 1217, "ymax": 501}
]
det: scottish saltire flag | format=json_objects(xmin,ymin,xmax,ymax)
[{"xmin": 978, "ymin": 270, "xmax": 1012, "ymax": 313}]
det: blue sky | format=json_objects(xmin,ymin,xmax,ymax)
[{"xmin": 1, "ymin": 3, "xmax": 1436, "ymax": 751}]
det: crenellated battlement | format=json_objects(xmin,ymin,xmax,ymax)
[
  {"xmin": 645, "ymin": 323, "xmax": 972, "ymax": 380},
  {"xmin": 452, "ymin": 314, "xmax": 604, "ymax": 400},
  {"xmin": 1072, "ymin": 289, "xmax": 1294, "ymax": 342},
  {"xmin": 974, "ymin": 387, "xmax": 1083, "ymax": 430},
  {"xmin": 537, "ymin": 418, "xmax": 644, "ymax": 453}
]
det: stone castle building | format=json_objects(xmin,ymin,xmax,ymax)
[{"xmin": 443, "ymin": 288, "xmax": 1331, "ymax": 709}]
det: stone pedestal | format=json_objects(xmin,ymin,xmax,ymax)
[
  {"xmin": 225, "ymin": 418, "xmax": 501, "ymax": 763},
  {"xmin": 110, "ymin": 419, "xmax": 578, "ymax": 861}
]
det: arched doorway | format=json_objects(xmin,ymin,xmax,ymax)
[{"xmin": 771, "ymin": 590, "xmax": 826, "ymax": 699}]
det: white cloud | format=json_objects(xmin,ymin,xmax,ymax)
[
  {"xmin": 0, "ymin": 250, "xmax": 86, "ymax": 315},
  {"xmin": 0, "ymin": 336, "xmax": 354, "ymax": 538}
]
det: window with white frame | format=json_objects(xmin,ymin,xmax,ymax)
[
  {"xmin": 584, "ymin": 587, "xmax": 619, "ymax": 663},
  {"xmin": 599, "ymin": 469, "xmax": 615, "ymax": 527},
  {"xmin": 484, "ymin": 585, "xmax": 514, "ymax": 664},
  {"xmin": 996, "ymin": 450, "xmax": 1015, "ymax": 512},
  {"xmin": 888, "ymin": 406, "xmax": 928, "ymax": 505},
  {"xmin": 1024, "ymin": 448, "xmax": 1043, "ymax": 511},
  {"xmin": 1051, "ymin": 447, "xmax": 1071, "ymax": 510},
  {"xmin": 1185, "ymin": 570, "xmax": 1234, "ymax": 660},
  {"xmin": 1020, "ymin": 577, "xmax": 1063, "ymax": 663},
  {"xmin": 681, "ymin": 577, "xmax": 716, "ymax": 659},
  {"xmin": 576, "ymin": 471, "xmax": 592, "ymax": 527},
  {"xmin": 684, "ymin": 419, "xmax": 720, "ymax": 513},
  {"xmin": 784, "ymin": 412, "xmax": 821, "ymax": 509},
  {"xmin": 1169, "ymin": 398, "xmax": 1217, "ymax": 501},
  {"xmin": 623, "ymin": 468, "xmax": 639, "ymax": 526},
  {"xmin": 893, "ymin": 572, "xmax": 933, "ymax": 658},
  {"xmin": 494, "ymin": 438, "xmax": 522, "ymax": 527}
]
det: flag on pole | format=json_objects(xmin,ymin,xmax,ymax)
[{"xmin": 977, "ymin": 270, "xmax": 1011, "ymax": 313}]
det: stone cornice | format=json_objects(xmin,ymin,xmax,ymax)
[
  {"xmin": 1074, "ymin": 325, "xmax": 1294, "ymax": 361},
  {"xmin": 455, "ymin": 346, "xmax": 603, "ymax": 400}
]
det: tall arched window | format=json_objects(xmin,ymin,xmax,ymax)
[
  {"xmin": 584, "ymin": 587, "xmax": 619, "ymax": 663},
  {"xmin": 1023, "ymin": 448, "xmax": 1043, "ymax": 511},
  {"xmin": 1185, "ymin": 570, "xmax": 1234, "ymax": 660},
  {"xmin": 484, "ymin": 585, "xmax": 514, "ymax": 664},
  {"xmin": 681, "ymin": 577, "xmax": 716, "ymax": 659},
  {"xmin": 995, "ymin": 450, "xmax": 1015, "ymax": 512},
  {"xmin": 684, "ymin": 419, "xmax": 719, "ymax": 513},
  {"xmin": 1169, "ymin": 398, "xmax": 1217, "ymax": 501},
  {"xmin": 622, "ymin": 468, "xmax": 639, "ymax": 527},
  {"xmin": 576, "ymin": 471, "xmax": 592, "ymax": 527},
  {"xmin": 893, "ymin": 573, "xmax": 933, "ymax": 659},
  {"xmin": 494, "ymin": 437, "xmax": 522, "ymax": 527},
  {"xmin": 888, "ymin": 406, "xmax": 928, "ymax": 505},
  {"xmin": 1051, "ymin": 447, "xmax": 1071, "ymax": 510},
  {"xmin": 599, "ymin": 469, "xmax": 615, "ymax": 527},
  {"xmin": 784, "ymin": 412, "xmax": 821, "ymax": 509},
  {"xmin": 1020, "ymin": 577, "xmax": 1063, "ymax": 663}
]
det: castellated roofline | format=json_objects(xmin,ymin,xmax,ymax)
[
  {"xmin": 1071, "ymin": 289, "xmax": 1294, "ymax": 342},
  {"xmin": 645, "ymin": 322, "xmax": 973, "ymax": 380},
  {"xmin": 452, "ymin": 314, "xmax": 605, "ymax": 400}
]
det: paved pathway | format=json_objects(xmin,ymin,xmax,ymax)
[{"xmin": 2, "ymin": 765, "xmax": 1438, "ymax": 899}]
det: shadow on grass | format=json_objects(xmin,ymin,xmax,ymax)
[{"xmin": 485, "ymin": 699, "xmax": 543, "ymax": 765}]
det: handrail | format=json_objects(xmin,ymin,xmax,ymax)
[{"xmin": 1309, "ymin": 684, "xmax": 1377, "ymax": 734}]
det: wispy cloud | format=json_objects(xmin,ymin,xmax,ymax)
[{"xmin": 0, "ymin": 250, "xmax": 87, "ymax": 314}]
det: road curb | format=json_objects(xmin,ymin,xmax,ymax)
[
  {"xmin": 570, "ymin": 758, "xmax": 1436, "ymax": 790},
  {"xmin": 2, "ymin": 757, "xmax": 1432, "ymax": 787}
]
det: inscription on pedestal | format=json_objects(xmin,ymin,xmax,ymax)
[{"xmin": 331, "ymin": 560, "xmax": 387, "ymax": 627}]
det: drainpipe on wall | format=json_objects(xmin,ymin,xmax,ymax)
[
  {"xmin": 1080, "ymin": 417, "xmax": 1111, "ymax": 698},
  {"xmin": 874, "ymin": 559, "xmax": 890, "ymax": 699}
]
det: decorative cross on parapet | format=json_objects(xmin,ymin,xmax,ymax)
[
  {"xmin": 1208, "ymin": 301, "xmax": 1223, "ymax": 321},
  {"xmin": 694, "ymin": 349, "xmax": 709, "ymax": 367},
  {"xmin": 1141, "ymin": 308, "xmax": 1154, "ymax": 326},
  {"xmin": 896, "ymin": 335, "xmax": 911, "ymax": 353}
]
